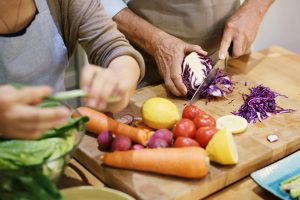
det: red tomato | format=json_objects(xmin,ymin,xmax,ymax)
[
  {"xmin": 193, "ymin": 114, "xmax": 216, "ymax": 128},
  {"xmin": 195, "ymin": 127, "xmax": 217, "ymax": 148},
  {"xmin": 172, "ymin": 118, "xmax": 196, "ymax": 139},
  {"xmin": 182, "ymin": 105, "xmax": 206, "ymax": 120},
  {"xmin": 174, "ymin": 137, "xmax": 200, "ymax": 148}
]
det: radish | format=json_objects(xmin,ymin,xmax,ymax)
[
  {"xmin": 148, "ymin": 129, "xmax": 173, "ymax": 146},
  {"xmin": 111, "ymin": 135, "xmax": 132, "ymax": 152},
  {"xmin": 148, "ymin": 138, "xmax": 169, "ymax": 148},
  {"xmin": 97, "ymin": 131, "xmax": 113, "ymax": 151}
]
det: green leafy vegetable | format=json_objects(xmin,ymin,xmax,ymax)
[
  {"xmin": 0, "ymin": 170, "xmax": 62, "ymax": 200},
  {"xmin": 0, "ymin": 87, "xmax": 89, "ymax": 200}
]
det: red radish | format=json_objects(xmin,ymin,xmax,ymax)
[
  {"xmin": 148, "ymin": 138, "xmax": 169, "ymax": 148},
  {"xmin": 97, "ymin": 131, "xmax": 113, "ymax": 151},
  {"xmin": 111, "ymin": 135, "xmax": 132, "ymax": 152},
  {"xmin": 148, "ymin": 129, "xmax": 173, "ymax": 145},
  {"xmin": 132, "ymin": 144, "xmax": 145, "ymax": 150}
]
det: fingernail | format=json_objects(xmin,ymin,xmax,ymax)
[
  {"xmin": 88, "ymin": 98, "xmax": 97, "ymax": 107},
  {"xmin": 219, "ymin": 53, "xmax": 226, "ymax": 60}
]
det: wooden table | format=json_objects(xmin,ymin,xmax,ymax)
[{"xmin": 60, "ymin": 46, "xmax": 300, "ymax": 199}]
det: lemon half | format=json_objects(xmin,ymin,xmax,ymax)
[
  {"xmin": 216, "ymin": 115, "xmax": 248, "ymax": 134},
  {"xmin": 206, "ymin": 128, "xmax": 238, "ymax": 165},
  {"xmin": 142, "ymin": 97, "xmax": 179, "ymax": 129}
]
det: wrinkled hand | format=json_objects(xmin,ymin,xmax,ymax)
[
  {"xmin": 81, "ymin": 61, "xmax": 138, "ymax": 113},
  {"xmin": 0, "ymin": 85, "xmax": 69, "ymax": 139},
  {"xmin": 152, "ymin": 32, "xmax": 207, "ymax": 96},
  {"xmin": 219, "ymin": 1, "xmax": 267, "ymax": 59}
]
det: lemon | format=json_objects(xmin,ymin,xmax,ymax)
[
  {"xmin": 142, "ymin": 97, "xmax": 179, "ymax": 129},
  {"xmin": 216, "ymin": 115, "xmax": 248, "ymax": 134},
  {"xmin": 206, "ymin": 128, "xmax": 238, "ymax": 165}
]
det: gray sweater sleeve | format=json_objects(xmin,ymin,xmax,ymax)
[{"xmin": 48, "ymin": 0, "xmax": 145, "ymax": 82}]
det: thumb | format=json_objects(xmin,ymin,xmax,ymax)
[{"xmin": 219, "ymin": 30, "xmax": 233, "ymax": 60}]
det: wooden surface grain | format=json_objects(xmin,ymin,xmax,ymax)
[{"xmin": 63, "ymin": 46, "xmax": 300, "ymax": 199}]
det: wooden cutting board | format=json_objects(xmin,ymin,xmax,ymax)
[{"xmin": 74, "ymin": 46, "xmax": 300, "ymax": 200}]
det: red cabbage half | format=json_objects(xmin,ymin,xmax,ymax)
[
  {"xmin": 182, "ymin": 52, "xmax": 233, "ymax": 98},
  {"xmin": 233, "ymin": 85, "xmax": 295, "ymax": 123}
]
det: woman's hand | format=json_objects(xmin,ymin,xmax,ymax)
[
  {"xmin": 0, "ymin": 85, "xmax": 69, "ymax": 139},
  {"xmin": 151, "ymin": 32, "xmax": 207, "ymax": 97},
  {"xmin": 219, "ymin": 0, "xmax": 274, "ymax": 59},
  {"xmin": 81, "ymin": 56, "xmax": 140, "ymax": 113}
]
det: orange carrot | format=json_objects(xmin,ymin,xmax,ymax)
[
  {"xmin": 100, "ymin": 147, "xmax": 210, "ymax": 178},
  {"xmin": 72, "ymin": 107, "xmax": 151, "ymax": 145}
]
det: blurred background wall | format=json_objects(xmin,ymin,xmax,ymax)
[{"xmin": 245, "ymin": 0, "xmax": 300, "ymax": 54}]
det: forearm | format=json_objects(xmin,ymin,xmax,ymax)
[
  {"xmin": 113, "ymin": 8, "xmax": 166, "ymax": 55},
  {"xmin": 244, "ymin": 0, "xmax": 274, "ymax": 17},
  {"xmin": 108, "ymin": 55, "xmax": 140, "ymax": 91}
]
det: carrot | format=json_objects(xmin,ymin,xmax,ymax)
[
  {"xmin": 100, "ymin": 147, "xmax": 209, "ymax": 178},
  {"xmin": 72, "ymin": 107, "xmax": 151, "ymax": 145}
]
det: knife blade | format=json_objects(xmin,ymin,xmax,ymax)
[{"xmin": 189, "ymin": 51, "xmax": 228, "ymax": 104}]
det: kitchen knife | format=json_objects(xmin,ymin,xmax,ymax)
[{"xmin": 189, "ymin": 51, "xmax": 228, "ymax": 104}]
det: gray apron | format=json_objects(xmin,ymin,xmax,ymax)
[
  {"xmin": 128, "ymin": 0, "xmax": 240, "ymax": 87},
  {"xmin": 0, "ymin": 0, "xmax": 68, "ymax": 92}
]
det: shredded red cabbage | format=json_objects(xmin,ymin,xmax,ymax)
[
  {"xmin": 233, "ymin": 85, "xmax": 295, "ymax": 123},
  {"xmin": 200, "ymin": 69, "xmax": 233, "ymax": 97},
  {"xmin": 182, "ymin": 52, "xmax": 233, "ymax": 98}
]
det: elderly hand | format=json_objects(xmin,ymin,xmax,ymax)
[
  {"xmin": 219, "ymin": 0, "xmax": 273, "ymax": 59},
  {"xmin": 151, "ymin": 32, "xmax": 207, "ymax": 97},
  {"xmin": 81, "ymin": 56, "xmax": 140, "ymax": 113},
  {"xmin": 0, "ymin": 85, "xmax": 69, "ymax": 139}
]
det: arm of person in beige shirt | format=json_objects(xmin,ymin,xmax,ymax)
[
  {"xmin": 110, "ymin": 7, "xmax": 207, "ymax": 97},
  {"xmin": 219, "ymin": 0, "xmax": 274, "ymax": 59},
  {"xmin": 64, "ymin": 0, "xmax": 145, "ymax": 112}
]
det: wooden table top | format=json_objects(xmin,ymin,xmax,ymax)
[{"xmin": 59, "ymin": 46, "xmax": 300, "ymax": 199}]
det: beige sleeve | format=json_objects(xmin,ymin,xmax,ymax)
[{"xmin": 67, "ymin": 0, "xmax": 145, "ymax": 82}]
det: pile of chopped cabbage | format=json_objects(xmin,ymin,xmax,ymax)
[{"xmin": 233, "ymin": 85, "xmax": 294, "ymax": 123}]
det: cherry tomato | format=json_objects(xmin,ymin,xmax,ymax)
[
  {"xmin": 193, "ymin": 114, "xmax": 216, "ymax": 128},
  {"xmin": 174, "ymin": 137, "xmax": 199, "ymax": 148},
  {"xmin": 195, "ymin": 126, "xmax": 217, "ymax": 148},
  {"xmin": 182, "ymin": 104, "xmax": 206, "ymax": 120},
  {"xmin": 172, "ymin": 118, "xmax": 196, "ymax": 139}
]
